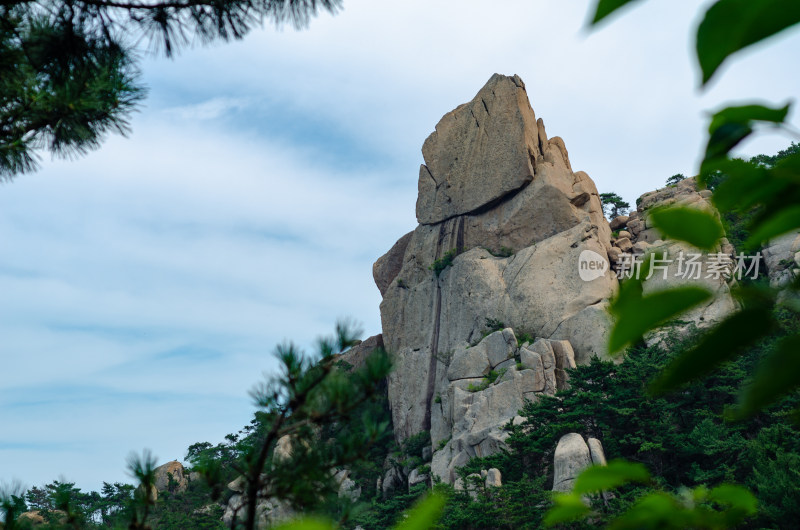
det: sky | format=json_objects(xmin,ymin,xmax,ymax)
[{"xmin": 1, "ymin": 0, "xmax": 799, "ymax": 492}]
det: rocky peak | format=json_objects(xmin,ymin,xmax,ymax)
[
  {"xmin": 370, "ymin": 74, "xmax": 744, "ymax": 487},
  {"xmin": 373, "ymin": 74, "xmax": 618, "ymax": 482},
  {"xmin": 416, "ymin": 74, "xmax": 539, "ymax": 225}
]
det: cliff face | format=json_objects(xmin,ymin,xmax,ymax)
[
  {"xmin": 373, "ymin": 74, "xmax": 620, "ymax": 482},
  {"xmin": 370, "ymin": 74, "xmax": 746, "ymax": 486}
]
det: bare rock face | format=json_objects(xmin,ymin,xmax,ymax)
[
  {"xmin": 373, "ymin": 232, "xmax": 413, "ymax": 296},
  {"xmin": 551, "ymin": 434, "xmax": 607, "ymax": 493},
  {"xmin": 416, "ymin": 74, "xmax": 539, "ymax": 225},
  {"xmin": 552, "ymin": 433, "xmax": 592, "ymax": 492},
  {"xmin": 222, "ymin": 495, "xmax": 293, "ymax": 530},
  {"xmin": 335, "ymin": 334, "xmax": 384, "ymax": 371},
  {"xmin": 374, "ymin": 74, "xmax": 618, "ymax": 483},
  {"xmin": 154, "ymin": 460, "xmax": 188, "ymax": 494},
  {"xmin": 383, "ymin": 219, "xmax": 616, "ymax": 445},
  {"xmin": 587, "ymin": 437, "xmax": 607, "ymax": 466},
  {"xmin": 335, "ymin": 469, "xmax": 362, "ymax": 501},
  {"xmin": 429, "ymin": 332, "xmax": 580, "ymax": 484}
]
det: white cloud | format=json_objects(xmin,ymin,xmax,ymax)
[{"xmin": 163, "ymin": 97, "xmax": 255, "ymax": 121}]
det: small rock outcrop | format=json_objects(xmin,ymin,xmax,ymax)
[
  {"xmin": 154, "ymin": 460, "xmax": 188, "ymax": 494},
  {"xmin": 762, "ymin": 231, "xmax": 800, "ymax": 290},
  {"xmin": 222, "ymin": 494, "xmax": 293, "ymax": 530},
  {"xmin": 607, "ymin": 177, "xmax": 738, "ymax": 345},
  {"xmin": 485, "ymin": 468, "xmax": 502, "ymax": 488},
  {"xmin": 552, "ymin": 433, "xmax": 607, "ymax": 492},
  {"xmin": 335, "ymin": 469, "xmax": 362, "ymax": 501},
  {"xmin": 335, "ymin": 333, "xmax": 384, "ymax": 371}
]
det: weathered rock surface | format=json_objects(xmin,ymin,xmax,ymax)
[
  {"xmin": 430, "ymin": 331, "xmax": 580, "ymax": 484},
  {"xmin": 373, "ymin": 231, "xmax": 413, "ymax": 296},
  {"xmin": 375, "ymin": 75, "xmax": 616, "ymax": 448},
  {"xmin": 382, "ymin": 466, "xmax": 405, "ymax": 498},
  {"xmin": 375, "ymin": 126, "xmax": 747, "ymax": 504},
  {"xmin": 374, "ymin": 74, "xmax": 620, "ymax": 484},
  {"xmin": 383, "ymin": 220, "xmax": 617, "ymax": 445},
  {"xmin": 154, "ymin": 460, "xmax": 188, "ymax": 493},
  {"xmin": 407, "ymin": 468, "xmax": 429, "ymax": 491},
  {"xmin": 587, "ymin": 437, "xmax": 607, "ymax": 466},
  {"xmin": 372, "ymin": 75, "xmax": 744, "ymax": 490},
  {"xmin": 762, "ymin": 231, "xmax": 800, "ymax": 289},
  {"xmin": 416, "ymin": 74, "xmax": 538, "ymax": 225},
  {"xmin": 222, "ymin": 494, "xmax": 293, "ymax": 530},
  {"xmin": 486, "ymin": 468, "xmax": 502, "ymax": 488},
  {"xmin": 336, "ymin": 469, "xmax": 362, "ymax": 501},
  {"xmin": 610, "ymin": 215, "xmax": 629, "ymax": 231},
  {"xmin": 552, "ymin": 433, "xmax": 592, "ymax": 492},
  {"xmin": 336, "ymin": 333, "xmax": 384, "ymax": 371}
]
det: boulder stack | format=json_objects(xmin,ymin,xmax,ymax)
[{"xmin": 373, "ymin": 73, "xmax": 618, "ymax": 482}]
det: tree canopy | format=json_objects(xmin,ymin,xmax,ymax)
[{"xmin": 600, "ymin": 191, "xmax": 630, "ymax": 219}]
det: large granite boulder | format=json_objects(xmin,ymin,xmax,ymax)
[
  {"xmin": 552, "ymin": 433, "xmax": 592, "ymax": 492},
  {"xmin": 416, "ymin": 74, "xmax": 539, "ymax": 225},
  {"xmin": 552, "ymin": 434, "xmax": 608, "ymax": 492}
]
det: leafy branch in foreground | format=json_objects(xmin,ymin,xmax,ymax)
[
  {"xmin": 0, "ymin": 1, "xmax": 342, "ymax": 178},
  {"xmin": 274, "ymin": 491, "xmax": 446, "ymax": 530},
  {"xmin": 546, "ymin": 462, "xmax": 758, "ymax": 529},
  {"xmin": 0, "ymin": 482, "xmax": 27, "ymax": 530},
  {"xmin": 127, "ymin": 450, "xmax": 158, "ymax": 530},
  {"xmin": 593, "ymin": 0, "xmax": 800, "ymax": 422},
  {"xmin": 186, "ymin": 320, "xmax": 393, "ymax": 530},
  {"xmin": 586, "ymin": 2, "xmax": 800, "ymax": 527}
]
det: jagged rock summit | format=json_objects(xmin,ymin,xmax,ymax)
[
  {"xmin": 416, "ymin": 74, "xmax": 539, "ymax": 225},
  {"xmin": 373, "ymin": 73, "xmax": 619, "ymax": 482}
]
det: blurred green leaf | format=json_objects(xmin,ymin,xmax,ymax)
[
  {"xmin": 730, "ymin": 335, "xmax": 800, "ymax": 420},
  {"xmin": 543, "ymin": 493, "xmax": 590, "ymax": 527},
  {"xmin": 394, "ymin": 491, "xmax": 446, "ymax": 530},
  {"xmin": 590, "ymin": 0, "xmax": 644, "ymax": 25},
  {"xmin": 703, "ymin": 103, "xmax": 790, "ymax": 163},
  {"xmin": 650, "ymin": 307, "xmax": 773, "ymax": 395},
  {"xmin": 706, "ymin": 159, "xmax": 773, "ymax": 211},
  {"xmin": 608, "ymin": 492, "xmax": 682, "ymax": 529},
  {"xmin": 697, "ymin": 0, "xmax": 800, "ymax": 85},
  {"xmin": 772, "ymin": 149, "xmax": 800, "ymax": 177},
  {"xmin": 573, "ymin": 460, "xmax": 650, "ymax": 494},
  {"xmin": 609, "ymin": 286, "xmax": 713, "ymax": 353},
  {"xmin": 745, "ymin": 205, "xmax": 800, "ymax": 246},
  {"xmin": 708, "ymin": 484, "xmax": 758, "ymax": 515},
  {"xmin": 649, "ymin": 206, "xmax": 724, "ymax": 250},
  {"xmin": 273, "ymin": 518, "xmax": 338, "ymax": 530}
]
